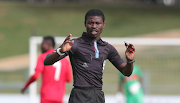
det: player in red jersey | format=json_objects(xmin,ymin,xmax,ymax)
[{"xmin": 21, "ymin": 36, "xmax": 72, "ymax": 103}]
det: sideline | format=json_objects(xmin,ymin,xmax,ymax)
[{"xmin": 0, "ymin": 94, "xmax": 180, "ymax": 103}]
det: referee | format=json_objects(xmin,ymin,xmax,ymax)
[{"xmin": 44, "ymin": 9, "xmax": 135, "ymax": 103}]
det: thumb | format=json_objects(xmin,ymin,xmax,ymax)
[{"xmin": 70, "ymin": 40, "xmax": 74, "ymax": 46}]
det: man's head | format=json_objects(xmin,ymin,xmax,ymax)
[
  {"xmin": 85, "ymin": 9, "xmax": 105, "ymax": 23},
  {"xmin": 41, "ymin": 36, "xmax": 55, "ymax": 53},
  {"xmin": 84, "ymin": 9, "xmax": 105, "ymax": 39}
]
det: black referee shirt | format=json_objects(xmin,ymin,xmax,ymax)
[{"xmin": 59, "ymin": 32, "xmax": 124, "ymax": 88}]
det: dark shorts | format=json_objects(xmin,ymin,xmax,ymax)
[{"xmin": 68, "ymin": 86, "xmax": 105, "ymax": 103}]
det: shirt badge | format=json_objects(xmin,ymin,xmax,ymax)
[{"xmin": 82, "ymin": 62, "xmax": 88, "ymax": 68}]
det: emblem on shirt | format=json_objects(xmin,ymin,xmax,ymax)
[{"xmin": 82, "ymin": 62, "xmax": 88, "ymax": 68}]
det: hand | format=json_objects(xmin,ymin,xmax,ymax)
[
  {"xmin": 116, "ymin": 92, "xmax": 124, "ymax": 103},
  {"xmin": 125, "ymin": 43, "xmax": 135, "ymax": 61},
  {"xmin": 21, "ymin": 88, "xmax": 26, "ymax": 94},
  {"xmin": 60, "ymin": 34, "xmax": 74, "ymax": 53}
]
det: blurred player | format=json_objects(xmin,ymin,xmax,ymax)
[
  {"xmin": 21, "ymin": 36, "xmax": 72, "ymax": 103},
  {"xmin": 116, "ymin": 64, "xmax": 144, "ymax": 103}
]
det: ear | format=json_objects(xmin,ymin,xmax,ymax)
[
  {"xmin": 84, "ymin": 21, "xmax": 86, "ymax": 27},
  {"xmin": 103, "ymin": 22, "xmax": 105, "ymax": 28}
]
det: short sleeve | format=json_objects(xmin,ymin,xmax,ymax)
[
  {"xmin": 35, "ymin": 55, "xmax": 44, "ymax": 73},
  {"xmin": 108, "ymin": 44, "xmax": 125, "ymax": 69}
]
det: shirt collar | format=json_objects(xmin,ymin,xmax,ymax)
[{"xmin": 81, "ymin": 32, "xmax": 105, "ymax": 44}]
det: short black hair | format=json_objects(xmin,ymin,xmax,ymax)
[
  {"xmin": 43, "ymin": 36, "xmax": 55, "ymax": 48},
  {"xmin": 85, "ymin": 9, "xmax": 105, "ymax": 22}
]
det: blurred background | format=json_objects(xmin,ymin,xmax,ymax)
[{"xmin": 0, "ymin": 0, "xmax": 180, "ymax": 103}]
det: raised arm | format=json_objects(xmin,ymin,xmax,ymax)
[
  {"xmin": 44, "ymin": 34, "xmax": 74, "ymax": 65},
  {"xmin": 118, "ymin": 43, "xmax": 135, "ymax": 77}
]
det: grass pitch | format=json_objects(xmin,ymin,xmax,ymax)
[{"xmin": 0, "ymin": 2, "xmax": 180, "ymax": 58}]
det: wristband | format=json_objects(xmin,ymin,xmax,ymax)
[
  {"xmin": 56, "ymin": 48, "xmax": 65, "ymax": 56},
  {"xmin": 126, "ymin": 59, "xmax": 135, "ymax": 64}
]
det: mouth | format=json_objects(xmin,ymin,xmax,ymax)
[{"xmin": 90, "ymin": 30, "xmax": 98, "ymax": 35}]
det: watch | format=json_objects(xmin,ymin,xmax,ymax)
[
  {"xmin": 126, "ymin": 59, "xmax": 135, "ymax": 64},
  {"xmin": 56, "ymin": 48, "xmax": 65, "ymax": 56}
]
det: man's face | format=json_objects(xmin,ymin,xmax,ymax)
[
  {"xmin": 41, "ymin": 40, "xmax": 49, "ymax": 53},
  {"xmin": 85, "ymin": 16, "xmax": 105, "ymax": 39}
]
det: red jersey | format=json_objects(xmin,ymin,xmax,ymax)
[{"xmin": 24, "ymin": 49, "xmax": 72, "ymax": 103}]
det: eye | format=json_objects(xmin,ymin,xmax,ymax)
[
  {"xmin": 96, "ymin": 22, "xmax": 100, "ymax": 25},
  {"xmin": 88, "ymin": 22, "xmax": 93, "ymax": 25}
]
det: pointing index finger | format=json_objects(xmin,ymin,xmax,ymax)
[{"xmin": 64, "ymin": 34, "xmax": 72, "ymax": 42}]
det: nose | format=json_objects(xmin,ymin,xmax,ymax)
[{"xmin": 92, "ymin": 23, "xmax": 97, "ymax": 28}]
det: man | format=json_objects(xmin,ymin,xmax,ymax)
[
  {"xmin": 21, "ymin": 36, "xmax": 72, "ymax": 103},
  {"xmin": 44, "ymin": 9, "xmax": 135, "ymax": 103},
  {"xmin": 116, "ymin": 64, "xmax": 144, "ymax": 103}
]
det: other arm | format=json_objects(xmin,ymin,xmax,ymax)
[
  {"xmin": 21, "ymin": 71, "xmax": 41, "ymax": 94},
  {"xmin": 118, "ymin": 43, "xmax": 135, "ymax": 77},
  {"xmin": 22, "ymin": 55, "xmax": 44, "ymax": 94},
  {"xmin": 44, "ymin": 34, "xmax": 74, "ymax": 65}
]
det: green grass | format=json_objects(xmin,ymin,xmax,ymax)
[{"xmin": 0, "ymin": 2, "xmax": 180, "ymax": 58}]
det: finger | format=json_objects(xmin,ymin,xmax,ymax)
[
  {"xmin": 128, "ymin": 43, "xmax": 134, "ymax": 48},
  {"xmin": 129, "ymin": 46, "xmax": 135, "ymax": 51},
  {"xmin": 132, "ymin": 46, "xmax": 135, "ymax": 52},
  {"xmin": 128, "ymin": 43, "xmax": 135, "ymax": 52},
  {"xmin": 70, "ymin": 40, "xmax": 74, "ymax": 46},
  {"xmin": 65, "ymin": 34, "xmax": 72, "ymax": 41},
  {"xmin": 64, "ymin": 34, "xmax": 72, "ymax": 43},
  {"xmin": 129, "ymin": 43, "xmax": 133, "ymax": 46},
  {"xmin": 64, "ymin": 40, "xmax": 73, "ymax": 44},
  {"xmin": 127, "ymin": 47, "xmax": 134, "ymax": 53}
]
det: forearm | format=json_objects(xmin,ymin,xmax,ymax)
[
  {"xmin": 44, "ymin": 52, "xmax": 60, "ymax": 65},
  {"xmin": 122, "ymin": 42, "xmax": 135, "ymax": 76},
  {"xmin": 118, "ymin": 62, "xmax": 133, "ymax": 77},
  {"xmin": 118, "ymin": 83, "xmax": 123, "ymax": 92},
  {"xmin": 123, "ymin": 63, "xmax": 133, "ymax": 77},
  {"xmin": 23, "ymin": 74, "xmax": 38, "ymax": 89},
  {"xmin": 44, "ymin": 34, "xmax": 74, "ymax": 65}
]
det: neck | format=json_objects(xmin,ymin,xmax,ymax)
[
  {"xmin": 94, "ymin": 36, "xmax": 100, "ymax": 41},
  {"xmin": 86, "ymin": 33, "xmax": 100, "ymax": 41}
]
